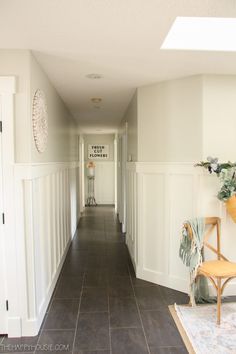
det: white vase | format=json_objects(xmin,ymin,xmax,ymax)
[{"xmin": 88, "ymin": 167, "xmax": 95, "ymax": 177}]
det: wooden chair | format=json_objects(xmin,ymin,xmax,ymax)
[{"xmin": 184, "ymin": 217, "xmax": 236, "ymax": 325}]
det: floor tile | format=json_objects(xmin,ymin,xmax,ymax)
[
  {"xmin": 135, "ymin": 286, "xmax": 165, "ymax": 310},
  {"xmin": 74, "ymin": 312, "xmax": 109, "ymax": 351},
  {"xmin": 80, "ymin": 287, "xmax": 108, "ymax": 312},
  {"xmin": 84, "ymin": 270, "xmax": 108, "ymax": 287},
  {"xmin": 141, "ymin": 310, "xmax": 184, "ymax": 348},
  {"xmin": 159, "ymin": 287, "xmax": 189, "ymax": 306},
  {"xmin": 1, "ymin": 207, "xmax": 189, "ymax": 354},
  {"xmin": 74, "ymin": 351, "xmax": 110, "ymax": 354},
  {"xmin": 111, "ymin": 328, "xmax": 148, "ymax": 354},
  {"xmin": 54, "ymin": 276, "xmax": 83, "ymax": 299},
  {"xmin": 222, "ymin": 295, "xmax": 236, "ymax": 303},
  {"xmin": 107, "ymin": 265, "xmax": 129, "ymax": 276},
  {"xmin": 109, "ymin": 297, "xmax": 141, "ymax": 328},
  {"xmin": 36, "ymin": 329, "xmax": 74, "ymax": 354},
  {"xmin": 43, "ymin": 299, "xmax": 79, "ymax": 329},
  {"xmin": 149, "ymin": 346, "xmax": 188, "ymax": 354},
  {"xmin": 108, "ymin": 276, "xmax": 134, "ymax": 297},
  {"xmin": 1, "ymin": 352, "xmax": 34, "ymax": 354},
  {"xmin": 131, "ymin": 277, "xmax": 158, "ymax": 288},
  {"xmin": 61, "ymin": 261, "xmax": 86, "ymax": 276}
]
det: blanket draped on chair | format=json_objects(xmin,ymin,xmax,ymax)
[{"xmin": 179, "ymin": 218, "xmax": 214, "ymax": 305}]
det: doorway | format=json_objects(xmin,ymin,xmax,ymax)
[{"xmin": 83, "ymin": 134, "xmax": 115, "ymax": 206}]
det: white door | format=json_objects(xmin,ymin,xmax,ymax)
[{"xmin": 0, "ymin": 98, "xmax": 8, "ymax": 334}]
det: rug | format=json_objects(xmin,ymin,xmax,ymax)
[{"xmin": 169, "ymin": 303, "xmax": 236, "ymax": 354}]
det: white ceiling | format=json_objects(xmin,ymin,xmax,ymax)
[{"xmin": 0, "ymin": 0, "xmax": 236, "ymax": 133}]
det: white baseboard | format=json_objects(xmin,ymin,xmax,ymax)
[
  {"xmin": 7, "ymin": 317, "xmax": 22, "ymax": 338},
  {"xmin": 122, "ymin": 223, "xmax": 126, "ymax": 233},
  {"xmin": 136, "ymin": 267, "xmax": 189, "ymax": 294},
  {"xmin": 136, "ymin": 266, "xmax": 236, "ymax": 298}
]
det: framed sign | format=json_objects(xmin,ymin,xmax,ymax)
[{"xmin": 88, "ymin": 144, "xmax": 109, "ymax": 159}]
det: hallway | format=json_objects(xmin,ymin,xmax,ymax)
[{"xmin": 1, "ymin": 207, "xmax": 188, "ymax": 354}]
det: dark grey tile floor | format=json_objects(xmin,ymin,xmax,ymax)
[{"xmin": 0, "ymin": 206, "xmax": 189, "ymax": 354}]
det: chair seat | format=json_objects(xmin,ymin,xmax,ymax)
[{"xmin": 198, "ymin": 260, "xmax": 236, "ymax": 278}]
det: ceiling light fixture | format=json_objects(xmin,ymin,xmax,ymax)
[
  {"xmin": 86, "ymin": 73, "xmax": 103, "ymax": 79},
  {"xmin": 161, "ymin": 17, "xmax": 236, "ymax": 52},
  {"xmin": 91, "ymin": 97, "xmax": 102, "ymax": 104}
]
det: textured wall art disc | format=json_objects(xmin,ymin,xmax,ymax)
[{"xmin": 32, "ymin": 89, "xmax": 48, "ymax": 153}]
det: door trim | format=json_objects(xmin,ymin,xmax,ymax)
[{"xmin": 0, "ymin": 77, "xmax": 20, "ymax": 337}]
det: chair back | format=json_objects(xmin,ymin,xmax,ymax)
[{"xmin": 184, "ymin": 217, "xmax": 228, "ymax": 261}]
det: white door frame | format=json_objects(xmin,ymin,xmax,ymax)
[
  {"xmin": 114, "ymin": 135, "xmax": 118, "ymax": 213},
  {"xmin": 0, "ymin": 77, "xmax": 20, "ymax": 337},
  {"xmin": 79, "ymin": 135, "xmax": 85, "ymax": 211},
  {"xmin": 117, "ymin": 123, "xmax": 128, "ymax": 233},
  {"xmin": 121, "ymin": 130, "xmax": 127, "ymax": 233}
]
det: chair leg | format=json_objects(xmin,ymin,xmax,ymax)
[{"xmin": 217, "ymin": 278, "xmax": 221, "ymax": 325}]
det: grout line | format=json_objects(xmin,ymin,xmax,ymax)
[
  {"xmin": 109, "ymin": 325, "xmax": 142, "ymax": 330},
  {"xmin": 155, "ymin": 345, "xmax": 186, "ymax": 348},
  {"xmin": 106, "ymin": 213, "xmax": 113, "ymax": 354},
  {"xmin": 52, "ymin": 297, "xmax": 82, "ymax": 300},
  {"xmin": 71, "ymin": 271, "xmax": 85, "ymax": 353},
  {"xmin": 128, "ymin": 265, "xmax": 151, "ymax": 354},
  {"xmin": 108, "ymin": 290, "xmax": 112, "ymax": 354},
  {"xmin": 79, "ymin": 310, "xmax": 109, "ymax": 314},
  {"xmin": 40, "ymin": 328, "xmax": 75, "ymax": 331}
]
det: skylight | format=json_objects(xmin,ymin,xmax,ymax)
[{"xmin": 161, "ymin": 17, "xmax": 236, "ymax": 52}]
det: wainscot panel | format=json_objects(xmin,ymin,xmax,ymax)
[
  {"xmin": 126, "ymin": 162, "xmax": 236, "ymax": 296},
  {"xmin": 14, "ymin": 162, "xmax": 80, "ymax": 336}
]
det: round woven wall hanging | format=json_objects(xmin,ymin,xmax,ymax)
[{"xmin": 32, "ymin": 89, "xmax": 48, "ymax": 153}]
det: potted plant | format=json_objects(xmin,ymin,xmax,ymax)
[{"xmin": 195, "ymin": 157, "xmax": 236, "ymax": 222}]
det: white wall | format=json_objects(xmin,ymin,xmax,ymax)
[
  {"xmin": 30, "ymin": 55, "xmax": 78, "ymax": 163},
  {"xmin": 84, "ymin": 134, "xmax": 115, "ymax": 205},
  {"xmin": 203, "ymin": 75, "xmax": 236, "ymax": 161},
  {"xmin": 122, "ymin": 91, "xmax": 138, "ymax": 162},
  {"xmin": 0, "ymin": 51, "xmax": 80, "ymax": 337},
  {"xmin": 137, "ymin": 76, "xmax": 203, "ymax": 162},
  {"xmin": 0, "ymin": 50, "xmax": 79, "ymax": 164}
]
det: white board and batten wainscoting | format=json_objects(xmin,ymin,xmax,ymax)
[
  {"xmin": 3, "ymin": 160, "xmax": 80, "ymax": 338},
  {"xmin": 126, "ymin": 162, "xmax": 236, "ymax": 296},
  {"xmin": 14, "ymin": 162, "xmax": 80, "ymax": 337},
  {"xmin": 0, "ymin": 76, "xmax": 81, "ymax": 337}
]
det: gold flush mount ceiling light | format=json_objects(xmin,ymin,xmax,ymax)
[
  {"xmin": 91, "ymin": 97, "xmax": 102, "ymax": 104},
  {"xmin": 86, "ymin": 73, "xmax": 103, "ymax": 79},
  {"xmin": 91, "ymin": 97, "xmax": 102, "ymax": 109}
]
